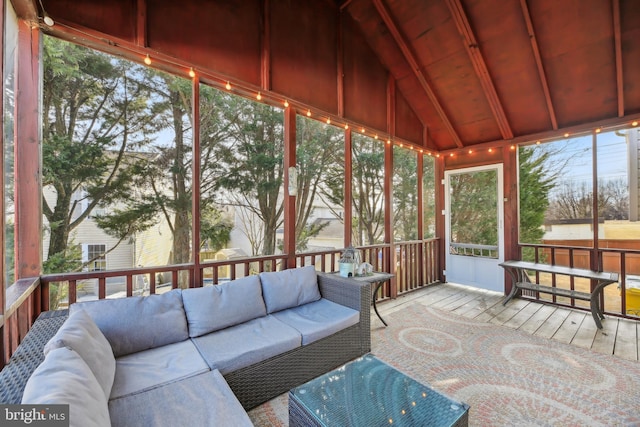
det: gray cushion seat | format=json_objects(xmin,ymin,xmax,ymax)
[
  {"xmin": 110, "ymin": 340, "xmax": 210, "ymax": 400},
  {"xmin": 272, "ymin": 298, "xmax": 360, "ymax": 345},
  {"xmin": 191, "ymin": 315, "xmax": 302, "ymax": 374},
  {"xmin": 108, "ymin": 369, "xmax": 252, "ymax": 427}
]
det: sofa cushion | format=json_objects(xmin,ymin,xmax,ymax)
[
  {"xmin": 272, "ymin": 298, "xmax": 360, "ymax": 345},
  {"xmin": 70, "ymin": 289, "xmax": 188, "ymax": 357},
  {"xmin": 182, "ymin": 275, "xmax": 266, "ymax": 338},
  {"xmin": 43, "ymin": 309, "xmax": 116, "ymax": 399},
  {"xmin": 191, "ymin": 316, "xmax": 301, "ymax": 374},
  {"xmin": 108, "ymin": 370, "xmax": 252, "ymax": 427},
  {"xmin": 22, "ymin": 347, "xmax": 110, "ymax": 427},
  {"xmin": 110, "ymin": 340, "xmax": 210, "ymax": 400},
  {"xmin": 259, "ymin": 266, "xmax": 321, "ymax": 313}
]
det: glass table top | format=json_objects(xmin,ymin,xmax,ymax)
[{"xmin": 289, "ymin": 354, "xmax": 469, "ymax": 426}]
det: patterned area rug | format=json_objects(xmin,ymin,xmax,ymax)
[{"xmin": 248, "ymin": 303, "xmax": 640, "ymax": 426}]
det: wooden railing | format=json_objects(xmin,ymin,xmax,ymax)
[
  {"xmin": 1, "ymin": 239, "xmax": 441, "ymax": 368},
  {"xmin": 519, "ymin": 243, "xmax": 640, "ymax": 318}
]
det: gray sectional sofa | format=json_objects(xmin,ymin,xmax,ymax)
[{"xmin": 4, "ymin": 266, "xmax": 371, "ymax": 426}]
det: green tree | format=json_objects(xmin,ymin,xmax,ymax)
[
  {"xmin": 42, "ymin": 37, "xmax": 156, "ymax": 272},
  {"xmin": 351, "ymin": 134, "xmax": 385, "ymax": 245},
  {"xmin": 393, "ymin": 146, "xmax": 418, "ymax": 241},
  {"xmin": 216, "ymin": 99, "xmax": 284, "ymax": 255},
  {"xmin": 518, "ymin": 146, "xmax": 556, "ymax": 261},
  {"xmin": 294, "ymin": 117, "xmax": 343, "ymax": 251}
]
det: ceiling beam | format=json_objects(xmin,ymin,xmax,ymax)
[
  {"xmin": 613, "ymin": 0, "xmax": 624, "ymax": 117},
  {"xmin": 372, "ymin": 0, "xmax": 463, "ymax": 148},
  {"xmin": 445, "ymin": 0, "xmax": 513, "ymax": 140},
  {"xmin": 519, "ymin": 0, "xmax": 558, "ymax": 130},
  {"xmin": 136, "ymin": 0, "xmax": 147, "ymax": 47},
  {"xmin": 11, "ymin": 0, "xmax": 38, "ymax": 23}
]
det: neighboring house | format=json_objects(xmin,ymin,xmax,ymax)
[{"xmin": 42, "ymin": 186, "xmax": 174, "ymax": 297}]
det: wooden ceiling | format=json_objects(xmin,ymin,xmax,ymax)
[
  {"xmin": 12, "ymin": 0, "xmax": 640, "ymax": 153},
  {"xmin": 342, "ymin": 0, "xmax": 640, "ymax": 151}
]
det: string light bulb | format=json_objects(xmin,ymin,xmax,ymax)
[
  {"xmin": 595, "ymin": 128, "xmax": 601, "ymax": 133},
  {"xmin": 344, "ymin": 124, "xmax": 349, "ymax": 130},
  {"xmin": 361, "ymin": 128, "xmax": 365, "ymax": 133},
  {"xmin": 374, "ymin": 134, "xmax": 378, "ymax": 139},
  {"xmin": 387, "ymin": 139, "xmax": 391, "ymax": 144},
  {"xmin": 283, "ymin": 100, "xmax": 289, "ymax": 107},
  {"xmin": 563, "ymin": 132, "xmax": 570, "ymax": 137},
  {"xmin": 307, "ymin": 110, "xmax": 311, "ymax": 117},
  {"xmin": 632, "ymin": 120, "xmax": 638, "ymax": 127},
  {"xmin": 225, "ymin": 81, "xmax": 231, "ymax": 90},
  {"xmin": 256, "ymin": 92, "xmax": 262, "ymax": 101},
  {"xmin": 488, "ymin": 148, "xmax": 493, "ymax": 153},
  {"xmin": 188, "ymin": 68, "xmax": 196, "ymax": 78},
  {"xmin": 144, "ymin": 54, "xmax": 151, "ymax": 65},
  {"xmin": 326, "ymin": 118, "xmax": 331, "ymax": 124}
]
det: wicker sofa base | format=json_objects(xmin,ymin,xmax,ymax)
[{"xmin": 225, "ymin": 321, "xmax": 367, "ymax": 410}]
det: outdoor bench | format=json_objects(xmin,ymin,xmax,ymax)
[{"xmin": 500, "ymin": 260, "xmax": 619, "ymax": 329}]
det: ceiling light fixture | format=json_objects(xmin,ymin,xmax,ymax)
[{"xmin": 38, "ymin": 0, "xmax": 54, "ymax": 26}]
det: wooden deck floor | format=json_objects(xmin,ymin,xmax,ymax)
[{"xmin": 376, "ymin": 282, "xmax": 640, "ymax": 362}]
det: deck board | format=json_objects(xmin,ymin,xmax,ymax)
[{"xmin": 378, "ymin": 283, "xmax": 640, "ymax": 361}]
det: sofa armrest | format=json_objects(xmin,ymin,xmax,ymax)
[{"xmin": 317, "ymin": 273, "xmax": 370, "ymax": 314}]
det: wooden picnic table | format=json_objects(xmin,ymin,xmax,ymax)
[{"xmin": 500, "ymin": 260, "xmax": 619, "ymax": 329}]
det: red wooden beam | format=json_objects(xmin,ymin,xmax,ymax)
[
  {"xmin": 612, "ymin": 0, "xmax": 624, "ymax": 118},
  {"xmin": 10, "ymin": 0, "xmax": 38, "ymax": 22},
  {"xmin": 387, "ymin": 74, "xmax": 395, "ymax": 137},
  {"xmin": 283, "ymin": 106, "xmax": 296, "ymax": 268},
  {"xmin": 191, "ymin": 76, "xmax": 201, "ymax": 287},
  {"xmin": 519, "ymin": 0, "xmax": 558, "ymax": 130},
  {"xmin": 15, "ymin": 22, "xmax": 42, "ymax": 279},
  {"xmin": 136, "ymin": 0, "xmax": 147, "ymax": 47},
  {"xmin": 343, "ymin": 128, "xmax": 352, "ymax": 247},
  {"xmin": 371, "ymin": 0, "xmax": 463, "ymax": 148},
  {"xmin": 445, "ymin": 0, "xmax": 513, "ymax": 140},
  {"xmin": 337, "ymin": 9, "xmax": 344, "ymax": 117},
  {"xmin": 260, "ymin": 0, "xmax": 271, "ymax": 91}
]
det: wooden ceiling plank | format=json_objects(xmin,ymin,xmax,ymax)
[
  {"xmin": 613, "ymin": 0, "xmax": 624, "ymax": 117},
  {"xmin": 445, "ymin": 0, "xmax": 513, "ymax": 140},
  {"xmin": 136, "ymin": 0, "xmax": 146, "ymax": 47},
  {"xmin": 372, "ymin": 0, "xmax": 463, "ymax": 148},
  {"xmin": 519, "ymin": 0, "xmax": 558, "ymax": 130},
  {"xmin": 260, "ymin": 0, "xmax": 271, "ymax": 91}
]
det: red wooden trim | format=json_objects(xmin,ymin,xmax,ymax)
[
  {"xmin": 446, "ymin": 0, "xmax": 512, "ymax": 140},
  {"xmin": 283, "ymin": 107, "xmax": 296, "ymax": 268},
  {"xmin": 612, "ymin": 0, "xmax": 624, "ymax": 118},
  {"xmin": 337, "ymin": 9, "xmax": 344, "ymax": 117},
  {"xmin": 519, "ymin": 0, "xmax": 558, "ymax": 130},
  {"xmin": 387, "ymin": 74, "xmax": 395, "ymax": 137},
  {"xmin": 136, "ymin": 0, "xmax": 147, "ymax": 47},
  {"xmin": 0, "ymin": 0, "xmax": 5, "ymax": 319},
  {"xmin": 260, "ymin": 0, "xmax": 271, "ymax": 91},
  {"xmin": 591, "ymin": 134, "xmax": 600, "ymax": 271},
  {"xmin": 9, "ymin": 0, "xmax": 37, "ymax": 21},
  {"xmin": 417, "ymin": 155, "xmax": 424, "ymax": 283},
  {"xmin": 191, "ymin": 77, "xmax": 201, "ymax": 287},
  {"xmin": 15, "ymin": 22, "xmax": 42, "ymax": 279},
  {"xmin": 503, "ymin": 144, "xmax": 518, "ymax": 295},
  {"xmin": 384, "ymin": 143, "xmax": 396, "ymax": 296},
  {"xmin": 343, "ymin": 128, "xmax": 353, "ymax": 247},
  {"xmin": 126, "ymin": 275, "xmax": 133, "ymax": 297},
  {"xmin": 434, "ymin": 156, "xmax": 446, "ymax": 282},
  {"xmin": 372, "ymin": 0, "xmax": 463, "ymax": 148}
]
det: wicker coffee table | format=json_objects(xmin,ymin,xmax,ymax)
[{"xmin": 289, "ymin": 354, "xmax": 469, "ymax": 427}]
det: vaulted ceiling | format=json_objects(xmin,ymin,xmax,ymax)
[
  {"xmin": 342, "ymin": 0, "xmax": 640, "ymax": 151},
  {"xmin": 11, "ymin": 0, "xmax": 640, "ymax": 153}
]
